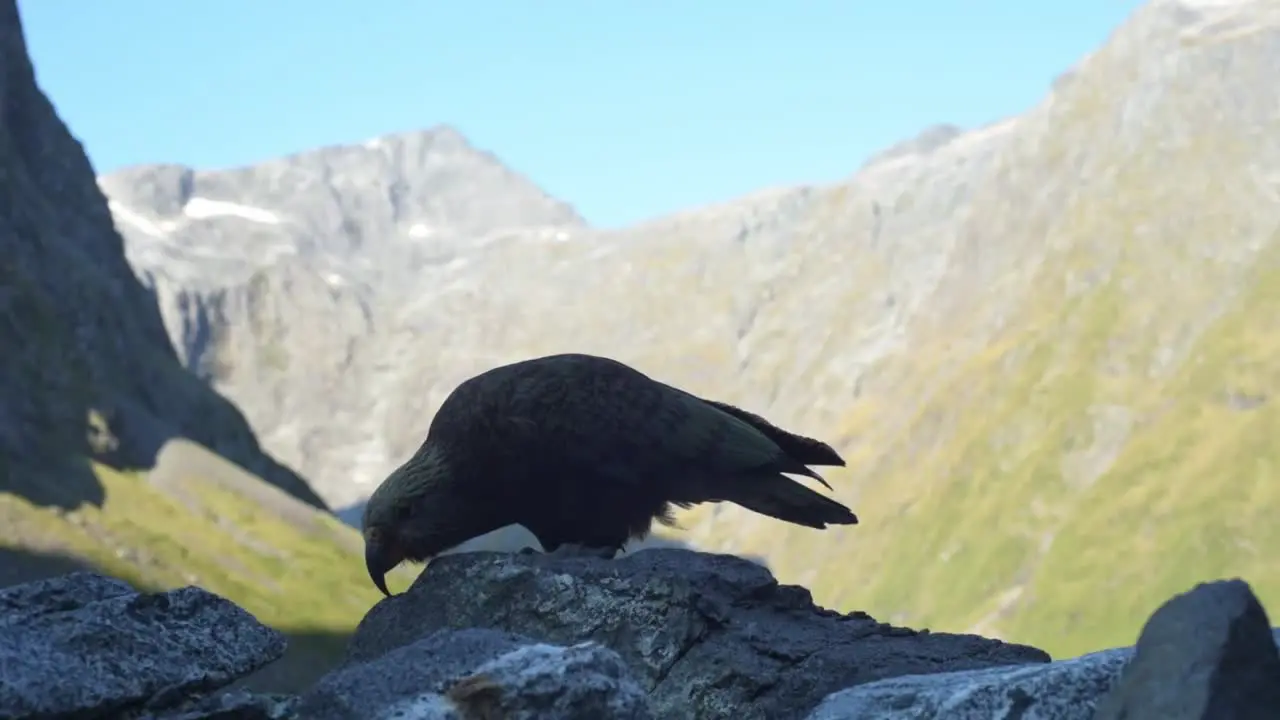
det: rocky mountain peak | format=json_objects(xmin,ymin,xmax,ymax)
[{"xmin": 102, "ymin": 124, "xmax": 586, "ymax": 294}]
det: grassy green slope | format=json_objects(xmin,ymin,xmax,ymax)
[
  {"xmin": 0, "ymin": 440, "xmax": 413, "ymax": 690},
  {"xmin": 682, "ymin": 231, "xmax": 1280, "ymax": 660},
  {"xmin": 1010, "ymin": 242, "xmax": 1280, "ymax": 655},
  {"xmin": 835, "ymin": 10, "xmax": 1280, "ymax": 658},
  {"xmin": 827, "ymin": 240, "xmax": 1280, "ymax": 658}
]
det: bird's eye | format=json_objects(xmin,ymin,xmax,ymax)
[{"xmin": 366, "ymin": 527, "xmax": 381, "ymax": 542}]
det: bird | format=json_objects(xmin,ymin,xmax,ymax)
[{"xmin": 360, "ymin": 352, "xmax": 858, "ymax": 596}]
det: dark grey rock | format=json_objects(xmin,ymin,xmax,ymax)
[
  {"xmin": 806, "ymin": 646, "xmax": 1129, "ymax": 719},
  {"xmin": 1092, "ymin": 578, "xmax": 1280, "ymax": 720},
  {"xmin": 347, "ymin": 548, "xmax": 1051, "ymax": 720},
  {"xmin": 0, "ymin": 572, "xmax": 286, "ymax": 719},
  {"xmin": 6, "ymin": 565, "xmax": 1280, "ymax": 720},
  {"xmin": 806, "ymin": 586, "xmax": 1280, "ymax": 720},
  {"xmin": 297, "ymin": 628, "xmax": 650, "ymax": 720},
  {"xmin": 146, "ymin": 691, "xmax": 298, "ymax": 720},
  {"xmin": 299, "ymin": 627, "xmax": 529, "ymax": 719},
  {"xmin": 0, "ymin": 570, "xmax": 134, "ymax": 616},
  {"xmin": 441, "ymin": 641, "xmax": 652, "ymax": 720}
]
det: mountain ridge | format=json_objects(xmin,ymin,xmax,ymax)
[
  {"xmin": 0, "ymin": 0, "xmax": 323, "ymax": 513},
  {"xmin": 0, "ymin": 0, "xmax": 394, "ymax": 690}
]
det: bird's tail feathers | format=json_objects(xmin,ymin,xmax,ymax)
[
  {"xmin": 700, "ymin": 398, "xmax": 847, "ymax": 468},
  {"xmin": 775, "ymin": 458, "xmax": 834, "ymax": 490},
  {"xmin": 725, "ymin": 473, "xmax": 859, "ymax": 529}
]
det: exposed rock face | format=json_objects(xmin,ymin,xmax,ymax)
[
  {"xmin": 348, "ymin": 549, "xmax": 1052, "ymax": 719},
  {"xmin": 812, "ymin": 579, "xmax": 1280, "ymax": 719},
  {"xmin": 99, "ymin": 125, "xmax": 588, "ymax": 513},
  {"xmin": 0, "ymin": 0, "xmax": 323, "ymax": 511},
  {"xmin": 808, "ymin": 647, "xmax": 1133, "ymax": 719},
  {"xmin": 0, "ymin": 572, "xmax": 285, "ymax": 718},
  {"xmin": 1091, "ymin": 578, "xmax": 1280, "ymax": 720},
  {"xmin": 4, "ymin": 561, "xmax": 1279, "ymax": 720},
  {"xmin": 297, "ymin": 628, "xmax": 652, "ymax": 720}
]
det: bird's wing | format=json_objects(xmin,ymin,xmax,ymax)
[
  {"xmin": 657, "ymin": 389, "xmax": 836, "ymax": 489},
  {"xmin": 661, "ymin": 391, "xmax": 786, "ymax": 471},
  {"xmin": 698, "ymin": 398, "xmax": 846, "ymax": 468},
  {"xmin": 458, "ymin": 356, "xmax": 801, "ymax": 493},
  {"xmin": 522, "ymin": 380, "xmax": 784, "ymax": 486}
]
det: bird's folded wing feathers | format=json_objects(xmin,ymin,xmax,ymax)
[
  {"xmin": 527, "ymin": 387, "xmax": 781, "ymax": 482},
  {"xmin": 647, "ymin": 392, "xmax": 782, "ymax": 471}
]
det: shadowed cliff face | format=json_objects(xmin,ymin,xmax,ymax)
[{"xmin": 0, "ymin": 0, "xmax": 325, "ymax": 512}]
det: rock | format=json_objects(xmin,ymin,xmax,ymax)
[
  {"xmin": 804, "ymin": 583, "xmax": 1280, "ymax": 720},
  {"xmin": 805, "ymin": 647, "xmax": 1131, "ymax": 719},
  {"xmin": 297, "ymin": 627, "xmax": 527, "ymax": 719},
  {"xmin": 3, "ymin": 562, "xmax": 1280, "ymax": 719},
  {"xmin": 0, "ymin": 572, "xmax": 286, "ymax": 719},
  {"xmin": 1091, "ymin": 578, "xmax": 1280, "ymax": 720},
  {"xmin": 148, "ymin": 691, "xmax": 298, "ymax": 720},
  {"xmin": 442, "ymin": 641, "xmax": 651, "ymax": 720},
  {"xmin": 295, "ymin": 627, "xmax": 651, "ymax": 720},
  {"xmin": 0, "ymin": 0, "xmax": 326, "ymax": 513},
  {"xmin": 346, "ymin": 548, "xmax": 1052, "ymax": 719}
]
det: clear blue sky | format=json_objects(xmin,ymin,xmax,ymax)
[{"xmin": 18, "ymin": 1, "xmax": 1144, "ymax": 229}]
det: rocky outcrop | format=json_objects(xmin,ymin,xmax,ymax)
[
  {"xmin": 0, "ymin": 572, "xmax": 286, "ymax": 718},
  {"xmin": 296, "ymin": 628, "xmax": 652, "ymax": 720},
  {"xmin": 5, "ymin": 552, "xmax": 1274, "ymax": 719},
  {"xmin": 99, "ymin": 124, "xmax": 589, "ymax": 513},
  {"xmin": 807, "ymin": 647, "xmax": 1133, "ymax": 719},
  {"xmin": 813, "ymin": 578, "xmax": 1280, "ymax": 719},
  {"xmin": 0, "ymin": 0, "xmax": 323, "ymax": 511},
  {"xmin": 1091, "ymin": 578, "xmax": 1280, "ymax": 720},
  {"xmin": 346, "ymin": 549, "xmax": 1051, "ymax": 719}
]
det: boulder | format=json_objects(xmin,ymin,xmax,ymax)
[
  {"xmin": 1091, "ymin": 578, "xmax": 1280, "ymax": 720},
  {"xmin": 149, "ymin": 691, "xmax": 299, "ymax": 720},
  {"xmin": 347, "ymin": 548, "xmax": 1052, "ymax": 719},
  {"xmin": 296, "ymin": 627, "xmax": 651, "ymax": 719},
  {"xmin": 5, "ymin": 559, "xmax": 1279, "ymax": 719},
  {"xmin": 805, "ymin": 646, "xmax": 1130, "ymax": 719},
  {"xmin": 0, "ymin": 572, "xmax": 285, "ymax": 719},
  {"xmin": 803, "ymin": 582, "xmax": 1280, "ymax": 720}
]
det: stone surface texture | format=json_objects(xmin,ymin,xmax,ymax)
[
  {"xmin": 347, "ymin": 549, "xmax": 1052, "ymax": 719},
  {"xmin": 1, "ymin": 563, "xmax": 1279, "ymax": 720},
  {"xmin": 1091, "ymin": 578, "xmax": 1280, "ymax": 720},
  {"xmin": 0, "ymin": 572, "xmax": 285, "ymax": 719}
]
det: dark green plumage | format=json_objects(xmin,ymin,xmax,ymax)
[{"xmin": 361, "ymin": 352, "xmax": 858, "ymax": 595}]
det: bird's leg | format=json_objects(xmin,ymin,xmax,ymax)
[{"xmin": 517, "ymin": 546, "xmax": 540, "ymax": 555}]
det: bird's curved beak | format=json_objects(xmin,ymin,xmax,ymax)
[{"xmin": 363, "ymin": 532, "xmax": 399, "ymax": 598}]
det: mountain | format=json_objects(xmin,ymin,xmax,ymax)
[
  {"xmin": 99, "ymin": 0, "xmax": 1280, "ymax": 661},
  {"xmin": 0, "ymin": 5, "xmax": 326, "ymax": 514},
  {"xmin": 0, "ymin": 0, "xmax": 404, "ymax": 690},
  {"xmin": 102, "ymin": 127, "xmax": 587, "ymax": 512}
]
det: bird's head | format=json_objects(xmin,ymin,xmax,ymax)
[{"xmin": 361, "ymin": 444, "xmax": 454, "ymax": 597}]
